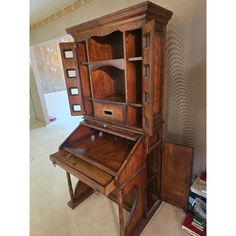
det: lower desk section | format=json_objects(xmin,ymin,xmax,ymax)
[
  {"xmin": 49, "ymin": 122, "xmax": 164, "ymax": 235},
  {"xmin": 50, "ymin": 123, "xmax": 142, "ymax": 196}
]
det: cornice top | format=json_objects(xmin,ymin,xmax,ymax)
[{"xmin": 66, "ymin": 1, "xmax": 173, "ymax": 35}]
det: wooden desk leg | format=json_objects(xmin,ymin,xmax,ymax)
[
  {"xmin": 66, "ymin": 172, "xmax": 74, "ymax": 201},
  {"xmin": 66, "ymin": 172, "xmax": 94, "ymax": 209},
  {"xmin": 117, "ymin": 190, "xmax": 125, "ymax": 236}
]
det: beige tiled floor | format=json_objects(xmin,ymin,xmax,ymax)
[{"xmin": 30, "ymin": 115, "xmax": 189, "ymax": 236}]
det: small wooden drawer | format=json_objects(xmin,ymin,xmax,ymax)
[{"xmin": 93, "ymin": 101, "xmax": 126, "ymax": 123}]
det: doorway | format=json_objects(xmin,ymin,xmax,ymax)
[{"xmin": 30, "ymin": 35, "xmax": 82, "ymax": 124}]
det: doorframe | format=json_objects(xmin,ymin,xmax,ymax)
[
  {"xmin": 30, "ymin": 34, "xmax": 74, "ymax": 125},
  {"xmin": 30, "ymin": 48, "xmax": 50, "ymax": 125}
]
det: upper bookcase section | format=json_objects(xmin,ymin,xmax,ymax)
[{"xmin": 66, "ymin": 1, "xmax": 173, "ymax": 42}]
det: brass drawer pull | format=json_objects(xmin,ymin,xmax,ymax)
[{"xmin": 103, "ymin": 109, "xmax": 113, "ymax": 116}]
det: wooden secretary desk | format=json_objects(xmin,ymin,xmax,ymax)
[{"xmin": 50, "ymin": 2, "xmax": 193, "ymax": 236}]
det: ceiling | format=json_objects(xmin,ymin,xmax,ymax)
[{"xmin": 30, "ymin": 0, "xmax": 77, "ymax": 25}]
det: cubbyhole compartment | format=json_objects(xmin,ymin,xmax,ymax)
[
  {"xmin": 127, "ymin": 106, "xmax": 142, "ymax": 128},
  {"xmin": 125, "ymin": 29, "xmax": 142, "ymax": 58},
  {"xmin": 126, "ymin": 60, "xmax": 142, "ymax": 105},
  {"xmin": 91, "ymin": 66, "xmax": 125, "ymax": 103},
  {"xmin": 88, "ymin": 31, "xmax": 124, "ymax": 61}
]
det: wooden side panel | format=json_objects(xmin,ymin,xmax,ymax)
[
  {"xmin": 59, "ymin": 42, "xmax": 84, "ymax": 116},
  {"xmin": 116, "ymin": 136, "xmax": 146, "ymax": 236},
  {"xmin": 116, "ymin": 137, "xmax": 146, "ymax": 187},
  {"xmin": 142, "ymin": 20, "xmax": 155, "ymax": 136},
  {"xmin": 161, "ymin": 143, "xmax": 193, "ymax": 210},
  {"xmin": 153, "ymin": 30, "xmax": 162, "ymax": 116}
]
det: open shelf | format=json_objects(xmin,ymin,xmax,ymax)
[
  {"xmin": 125, "ymin": 29, "xmax": 142, "ymax": 58},
  {"xmin": 89, "ymin": 59, "xmax": 125, "ymax": 71},
  {"xmin": 126, "ymin": 59, "xmax": 142, "ymax": 105},
  {"xmin": 80, "ymin": 61, "xmax": 89, "ymax": 66},
  {"xmin": 129, "ymin": 102, "xmax": 142, "ymax": 108},
  {"xmin": 128, "ymin": 57, "xmax": 142, "ymax": 62},
  {"xmin": 127, "ymin": 106, "xmax": 142, "ymax": 128},
  {"xmin": 88, "ymin": 31, "xmax": 124, "ymax": 61},
  {"xmin": 93, "ymin": 95, "xmax": 126, "ymax": 104},
  {"xmin": 126, "ymin": 41, "xmax": 142, "ymax": 128},
  {"xmin": 91, "ymin": 66, "xmax": 125, "ymax": 101}
]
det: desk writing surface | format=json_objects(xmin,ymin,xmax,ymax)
[{"xmin": 63, "ymin": 132, "xmax": 135, "ymax": 173}]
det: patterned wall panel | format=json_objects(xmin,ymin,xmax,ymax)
[
  {"xmin": 31, "ymin": 35, "xmax": 73, "ymax": 94},
  {"xmin": 164, "ymin": 15, "xmax": 206, "ymax": 179}
]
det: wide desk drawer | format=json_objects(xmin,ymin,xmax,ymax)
[
  {"xmin": 50, "ymin": 150, "xmax": 115, "ymax": 196},
  {"xmin": 93, "ymin": 101, "xmax": 126, "ymax": 123}
]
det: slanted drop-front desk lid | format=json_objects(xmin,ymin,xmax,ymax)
[{"xmin": 50, "ymin": 123, "xmax": 144, "ymax": 196}]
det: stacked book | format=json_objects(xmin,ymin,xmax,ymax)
[
  {"xmin": 182, "ymin": 172, "xmax": 207, "ymax": 236},
  {"xmin": 192, "ymin": 214, "xmax": 206, "ymax": 231},
  {"xmin": 182, "ymin": 212, "xmax": 206, "ymax": 236}
]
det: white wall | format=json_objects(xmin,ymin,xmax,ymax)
[
  {"xmin": 44, "ymin": 90, "xmax": 70, "ymax": 118},
  {"xmin": 30, "ymin": 64, "xmax": 49, "ymax": 124},
  {"xmin": 30, "ymin": 92, "xmax": 36, "ymax": 119}
]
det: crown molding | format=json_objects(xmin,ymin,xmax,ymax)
[
  {"xmin": 30, "ymin": 0, "xmax": 95, "ymax": 31},
  {"xmin": 66, "ymin": 1, "xmax": 173, "ymax": 40}
]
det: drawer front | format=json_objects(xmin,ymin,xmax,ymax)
[
  {"xmin": 94, "ymin": 102, "xmax": 126, "ymax": 123},
  {"xmin": 50, "ymin": 150, "xmax": 116, "ymax": 196}
]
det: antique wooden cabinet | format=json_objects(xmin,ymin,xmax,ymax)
[{"xmin": 50, "ymin": 2, "xmax": 193, "ymax": 236}]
